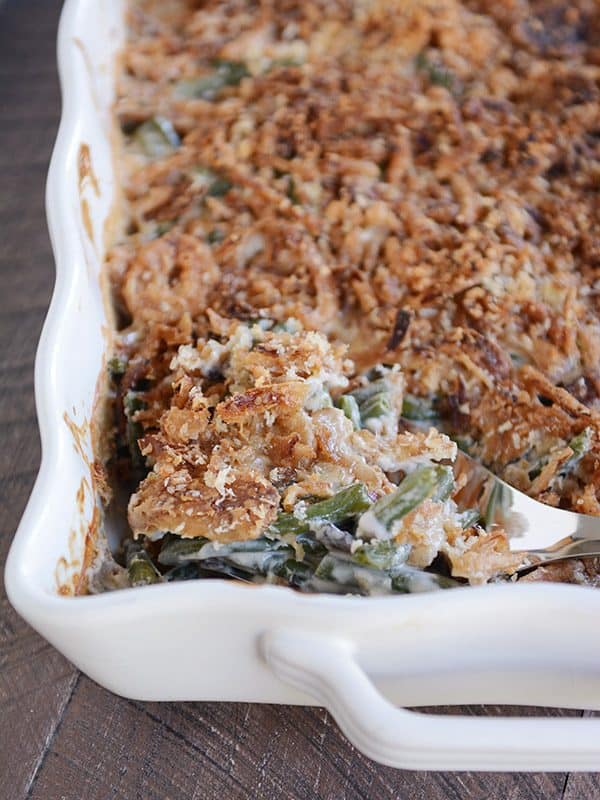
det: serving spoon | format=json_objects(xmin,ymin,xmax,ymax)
[{"xmin": 402, "ymin": 420, "xmax": 600, "ymax": 572}]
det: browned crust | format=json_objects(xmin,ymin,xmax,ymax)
[{"xmin": 96, "ymin": 0, "xmax": 600, "ymax": 584}]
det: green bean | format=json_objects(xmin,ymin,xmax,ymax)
[
  {"xmin": 159, "ymin": 535, "xmax": 288, "ymax": 567},
  {"xmin": 391, "ymin": 567, "xmax": 460, "ymax": 593},
  {"xmin": 197, "ymin": 559, "xmax": 255, "ymax": 582},
  {"xmin": 287, "ymin": 175, "xmax": 300, "ymax": 205},
  {"xmin": 270, "ymin": 483, "xmax": 372, "ymax": 536},
  {"xmin": 191, "ymin": 166, "xmax": 233, "ymax": 197},
  {"xmin": 360, "ymin": 465, "xmax": 454, "ymax": 536},
  {"xmin": 271, "ymin": 318, "xmax": 301, "ymax": 334},
  {"xmin": 311, "ymin": 521, "xmax": 354, "ymax": 552},
  {"xmin": 271, "ymin": 558, "xmax": 313, "ymax": 587},
  {"xmin": 108, "ymin": 356, "xmax": 126, "ymax": 378},
  {"xmin": 294, "ymin": 532, "xmax": 328, "ymax": 561},
  {"xmin": 452, "ymin": 435, "xmax": 474, "ymax": 453},
  {"xmin": 123, "ymin": 392, "xmax": 147, "ymax": 471},
  {"xmin": 313, "ymin": 554, "xmax": 388, "ymax": 594},
  {"xmin": 267, "ymin": 57, "xmax": 303, "ymax": 71},
  {"xmin": 415, "ymin": 52, "xmax": 453, "ymax": 90},
  {"xmin": 348, "ymin": 377, "xmax": 399, "ymax": 432},
  {"xmin": 430, "ymin": 466, "xmax": 455, "ymax": 502},
  {"xmin": 337, "ymin": 395, "xmax": 361, "ymax": 429},
  {"xmin": 207, "ymin": 228, "xmax": 225, "ymax": 244},
  {"xmin": 163, "ymin": 563, "xmax": 203, "ymax": 581},
  {"xmin": 306, "ymin": 385, "xmax": 333, "ymax": 411},
  {"xmin": 350, "ymin": 378, "xmax": 390, "ymax": 405},
  {"xmin": 133, "ymin": 116, "xmax": 180, "ymax": 158},
  {"xmin": 401, "ymin": 394, "xmax": 437, "ymax": 421},
  {"xmin": 456, "ymin": 508, "xmax": 481, "ymax": 529},
  {"xmin": 177, "ymin": 60, "xmax": 249, "ymax": 99},
  {"xmin": 359, "ymin": 391, "xmax": 392, "ymax": 424},
  {"xmin": 311, "ymin": 551, "xmax": 461, "ymax": 595},
  {"xmin": 158, "ymin": 536, "xmax": 210, "ymax": 566},
  {"xmin": 221, "ymin": 547, "xmax": 291, "ymax": 574},
  {"xmin": 207, "ymin": 176, "xmax": 233, "ymax": 197},
  {"xmin": 560, "ymin": 427, "xmax": 593, "ymax": 476},
  {"xmin": 352, "ymin": 540, "xmax": 411, "ymax": 570},
  {"xmin": 569, "ymin": 427, "xmax": 593, "ymax": 457},
  {"xmin": 155, "ymin": 220, "xmax": 175, "ymax": 237},
  {"xmin": 126, "ymin": 544, "xmax": 162, "ymax": 587}
]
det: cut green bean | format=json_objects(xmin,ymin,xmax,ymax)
[
  {"xmin": 159, "ymin": 535, "xmax": 293, "ymax": 578},
  {"xmin": 164, "ymin": 563, "xmax": 203, "ymax": 581},
  {"xmin": 352, "ymin": 540, "xmax": 411, "ymax": 570},
  {"xmin": 271, "ymin": 558, "xmax": 313, "ymax": 587},
  {"xmin": 305, "ymin": 385, "xmax": 333, "ymax": 411},
  {"xmin": 207, "ymin": 176, "xmax": 233, "ymax": 197},
  {"xmin": 108, "ymin": 356, "xmax": 126, "ymax": 378},
  {"xmin": 197, "ymin": 558, "xmax": 255, "ymax": 582},
  {"xmin": 569, "ymin": 427, "xmax": 593, "ymax": 457},
  {"xmin": 294, "ymin": 532, "xmax": 328, "ymax": 561},
  {"xmin": 313, "ymin": 553, "xmax": 390, "ymax": 594},
  {"xmin": 312, "ymin": 521, "xmax": 355, "ymax": 552},
  {"xmin": 270, "ymin": 483, "xmax": 372, "ymax": 537},
  {"xmin": 267, "ymin": 57, "xmax": 303, "ymax": 71},
  {"xmin": 287, "ymin": 175, "xmax": 300, "ymax": 205},
  {"xmin": 155, "ymin": 220, "xmax": 175, "ymax": 237},
  {"xmin": 348, "ymin": 377, "xmax": 399, "ymax": 433},
  {"xmin": 191, "ymin": 166, "xmax": 233, "ymax": 197},
  {"xmin": 126, "ymin": 544, "xmax": 162, "ymax": 587},
  {"xmin": 430, "ymin": 466, "xmax": 455, "ymax": 502},
  {"xmin": 391, "ymin": 567, "xmax": 460, "ymax": 593},
  {"xmin": 177, "ymin": 60, "xmax": 249, "ymax": 99},
  {"xmin": 415, "ymin": 52, "xmax": 454, "ymax": 90},
  {"xmin": 311, "ymin": 552, "xmax": 460, "ymax": 596},
  {"xmin": 401, "ymin": 394, "xmax": 437, "ymax": 421},
  {"xmin": 350, "ymin": 378, "xmax": 390, "ymax": 405},
  {"xmin": 271, "ymin": 318, "xmax": 302, "ymax": 334},
  {"xmin": 358, "ymin": 465, "xmax": 454, "ymax": 537},
  {"xmin": 452, "ymin": 435, "xmax": 474, "ymax": 453},
  {"xmin": 158, "ymin": 536, "xmax": 210, "ymax": 565},
  {"xmin": 359, "ymin": 391, "xmax": 392, "ymax": 424},
  {"xmin": 158, "ymin": 535, "xmax": 289, "ymax": 567},
  {"xmin": 123, "ymin": 392, "xmax": 147, "ymax": 471},
  {"xmin": 456, "ymin": 508, "xmax": 481, "ymax": 529},
  {"xmin": 207, "ymin": 228, "xmax": 225, "ymax": 244},
  {"xmin": 133, "ymin": 116, "xmax": 180, "ymax": 158},
  {"xmin": 560, "ymin": 427, "xmax": 593, "ymax": 476},
  {"xmin": 337, "ymin": 395, "xmax": 361, "ymax": 429}
]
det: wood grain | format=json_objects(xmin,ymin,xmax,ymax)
[
  {"xmin": 25, "ymin": 679, "xmax": 574, "ymax": 800},
  {"xmin": 0, "ymin": 2, "xmax": 599, "ymax": 799},
  {"xmin": 0, "ymin": 2, "xmax": 79, "ymax": 798}
]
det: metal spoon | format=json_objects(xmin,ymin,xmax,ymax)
[{"xmin": 402, "ymin": 420, "xmax": 600, "ymax": 571}]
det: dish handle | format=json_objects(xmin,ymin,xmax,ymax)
[{"xmin": 261, "ymin": 628, "xmax": 600, "ymax": 771}]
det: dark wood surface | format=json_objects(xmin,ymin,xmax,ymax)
[{"xmin": 1, "ymin": 2, "xmax": 599, "ymax": 798}]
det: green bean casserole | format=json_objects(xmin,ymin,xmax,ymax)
[{"xmin": 91, "ymin": 0, "xmax": 600, "ymax": 594}]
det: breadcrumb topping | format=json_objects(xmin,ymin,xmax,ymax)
[{"xmin": 103, "ymin": 0, "xmax": 600, "ymax": 589}]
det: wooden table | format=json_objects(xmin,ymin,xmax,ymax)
[{"xmin": 1, "ymin": 2, "xmax": 598, "ymax": 797}]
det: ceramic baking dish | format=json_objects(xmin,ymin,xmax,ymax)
[{"xmin": 6, "ymin": 0, "xmax": 600, "ymax": 772}]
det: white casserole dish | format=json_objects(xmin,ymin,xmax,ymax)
[{"xmin": 6, "ymin": 0, "xmax": 600, "ymax": 772}]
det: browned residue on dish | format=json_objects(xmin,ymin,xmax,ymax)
[
  {"xmin": 59, "ymin": 370, "xmax": 113, "ymax": 595},
  {"xmin": 56, "ymin": 483, "xmax": 101, "ymax": 596},
  {"xmin": 56, "ymin": 414, "xmax": 94, "ymax": 595},
  {"xmin": 78, "ymin": 143, "xmax": 100, "ymax": 197},
  {"xmin": 73, "ymin": 37, "xmax": 100, "ymax": 111},
  {"xmin": 55, "ymin": 477, "xmax": 88, "ymax": 595},
  {"xmin": 80, "ymin": 198, "xmax": 95, "ymax": 246},
  {"xmin": 63, "ymin": 411, "xmax": 91, "ymax": 466}
]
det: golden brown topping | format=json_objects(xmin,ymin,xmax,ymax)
[{"xmin": 107, "ymin": 0, "xmax": 600, "ymax": 586}]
